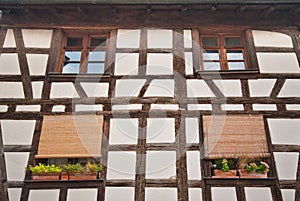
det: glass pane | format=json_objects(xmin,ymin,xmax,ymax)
[
  {"xmin": 67, "ymin": 37, "xmax": 82, "ymax": 46},
  {"xmin": 227, "ymin": 50, "xmax": 244, "ymax": 60},
  {"xmin": 90, "ymin": 37, "xmax": 106, "ymax": 47},
  {"xmin": 89, "ymin": 51, "xmax": 105, "ymax": 61},
  {"xmin": 87, "ymin": 63, "xmax": 104, "ymax": 74},
  {"xmin": 203, "ymin": 50, "xmax": 219, "ymax": 60},
  {"xmin": 203, "ymin": 62, "xmax": 221, "ymax": 71},
  {"xmin": 225, "ymin": 37, "xmax": 241, "ymax": 47},
  {"xmin": 65, "ymin": 51, "xmax": 81, "ymax": 61},
  {"xmin": 228, "ymin": 62, "xmax": 245, "ymax": 70},
  {"xmin": 202, "ymin": 37, "xmax": 218, "ymax": 47},
  {"xmin": 62, "ymin": 63, "xmax": 80, "ymax": 73}
]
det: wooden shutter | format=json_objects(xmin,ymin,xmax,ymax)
[
  {"xmin": 36, "ymin": 115, "xmax": 103, "ymax": 158},
  {"xmin": 203, "ymin": 115, "xmax": 270, "ymax": 159}
]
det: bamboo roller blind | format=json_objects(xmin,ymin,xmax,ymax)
[
  {"xmin": 36, "ymin": 115, "xmax": 103, "ymax": 158},
  {"xmin": 203, "ymin": 115, "xmax": 270, "ymax": 159}
]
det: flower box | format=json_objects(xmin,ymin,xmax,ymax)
[
  {"xmin": 69, "ymin": 172, "xmax": 97, "ymax": 180},
  {"xmin": 212, "ymin": 170, "xmax": 238, "ymax": 178},
  {"xmin": 61, "ymin": 172, "xmax": 69, "ymax": 180},
  {"xmin": 238, "ymin": 170, "xmax": 267, "ymax": 178},
  {"xmin": 32, "ymin": 173, "xmax": 60, "ymax": 180}
]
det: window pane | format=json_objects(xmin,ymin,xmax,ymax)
[
  {"xmin": 87, "ymin": 63, "xmax": 104, "ymax": 74},
  {"xmin": 67, "ymin": 37, "xmax": 82, "ymax": 46},
  {"xmin": 65, "ymin": 51, "xmax": 81, "ymax": 61},
  {"xmin": 202, "ymin": 37, "xmax": 218, "ymax": 47},
  {"xmin": 90, "ymin": 37, "xmax": 106, "ymax": 47},
  {"xmin": 228, "ymin": 62, "xmax": 245, "ymax": 70},
  {"xmin": 203, "ymin": 50, "xmax": 219, "ymax": 60},
  {"xmin": 225, "ymin": 37, "xmax": 241, "ymax": 47},
  {"xmin": 62, "ymin": 63, "xmax": 80, "ymax": 73},
  {"xmin": 89, "ymin": 51, "xmax": 105, "ymax": 61},
  {"xmin": 203, "ymin": 62, "xmax": 221, "ymax": 71},
  {"xmin": 227, "ymin": 50, "xmax": 244, "ymax": 60}
]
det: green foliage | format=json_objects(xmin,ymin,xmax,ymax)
[
  {"xmin": 213, "ymin": 159, "xmax": 236, "ymax": 172},
  {"xmin": 86, "ymin": 162, "xmax": 103, "ymax": 173},
  {"xmin": 245, "ymin": 161, "xmax": 269, "ymax": 173},
  {"xmin": 61, "ymin": 163, "xmax": 84, "ymax": 173},
  {"xmin": 29, "ymin": 163, "xmax": 62, "ymax": 174}
]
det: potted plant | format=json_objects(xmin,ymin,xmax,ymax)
[
  {"xmin": 212, "ymin": 159, "xmax": 238, "ymax": 178},
  {"xmin": 86, "ymin": 161, "xmax": 103, "ymax": 179},
  {"xmin": 238, "ymin": 158, "xmax": 269, "ymax": 178},
  {"xmin": 30, "ymin": 163, "xmax": 62, "ymax": 180},
  {"xmin": 61, "ymin": 163, "xmax": 84, "ymax": 180}
]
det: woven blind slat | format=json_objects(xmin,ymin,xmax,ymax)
[
  {"xmin": 203, "ymin": 115, "xmax": 270, "ymax": 159},
  {"xmin": 36, "ymin": 115, "xmax": 103, "ymax": 158}
]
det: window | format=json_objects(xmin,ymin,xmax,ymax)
[
  {"xmin": 200, "ymin": 33, "xmax": 248, "ymax": 71},
  {"xmin": 58, "ymin": 31, "xmax": 108, "ymax": 74}
]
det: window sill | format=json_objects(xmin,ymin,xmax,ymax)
[
  {"xmin": 24, "ymin": 179, "xmax": 104, "ymax": 188},
  {"xmin": 195, "ymin": 69, "xmax": 259, "ymax": 79}
]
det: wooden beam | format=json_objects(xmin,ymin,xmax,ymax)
[
  {"xmin": 14, "ymin": 28, "xmax": 33, "ymax": 99},
  {"xmin": 0, "ymin": 123, "xmax": 9, "ymax": 201}
]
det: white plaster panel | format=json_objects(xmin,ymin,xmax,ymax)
[
  {"xmin": 187, "ymin": 104, "xmax": 212, "ymax": 110},
  {"xmin": 147, "ymin": 29, "xmax": 172, "ymax": 48},
  {"xmin": 184, "ymin": 30, "xmax": 193, "ymax": 48},
  {"xmin": 3, "ymin": 29, "xmax": 16, "ymax": 47},
  {"xmin": 0, "ymin": 105, "xmax": 8, "ymax": 112},
  {"xmin": 145, "ymin": 188, "xmax": 178, "ymax": 201},
  {"xmin": 185, "ymin": 52, "xmax": 193, "ymax": 75},
  {"xmin": 32, "ymin": 81, "xmax": 43, "ymax": 99},
  {"xmin": 252, "ymin": 30, "xmax": 293, "ymax": 47},
  {"xmin": 115, "ymin": 53, "xmax": 139, "ymax": 75},
  {"xmin": 257, "ymin": 53, "xmax": 300, "ymax": 73},
  {"xmin": 147, "ymin": 118, "xmax": 175, "ymax": 143},
  {"xmin": 0, "ymin": 82, "xmax": 24, "ymax": 98},
  {"xmin": 115, "ymin": 79, "xmax": 145, "ymax": 97},
  {"xmin": 146, "ymin": 151, "xmax": 176, "ymax": 179},
  {"xmin": 146, "ymin": 53, "xmax": 173, "ymax": 75},
  {"xmin": 112, "ymin": 104, "xmax": 142, "ymax": 110},
  {"xmin": 0, "ymin": 53, "xmax": 20, "ymax": 75},
  {"xmin": 267, "ymin": 119, "xmax": 300, "ymax": 145},
  {"xmin": 105, "ymin": 187, "xmax": 134, "ymax": 201},
  {"xmin": 1, "ymin": 120, "xmax": 35, "ymax": 145},
  {"xmin": 151, "ymin": 104, "xmax": 178, "ymax": 110},
  {"xmin": 287, "ymin": 104, "xmax": 300, "ymax": 110},
  {"xmin": 187, "ymin": 80, "xmax": 215, "ymax": 97},
  {"xmin": 248, "ymin": 79, "xmax": 276, "ymax": 97},
  {"xmin": 187, "ymin": 151, "xmax": 201, "ymax": 180},
  {"xmin": 117, "ymin": 29, "xmax": 141, "ymax": 48},
  {"xmin": 245, "ymin": 187, "xmax": 272, "ymax": 201},
  {"xmin": 50, "ymin": 82, "xmax": 79, "ymax": 98},
  {"xmin": 5, "ymin": 152, "xmax": 29, "ymax": 181},
  {"xmin": 109, "ymin": 119, "xmax": 138, "ymax": 145},
  {"xmin": 8, "ymin": 188, "xmax": 22, "ymax": 201},
  {"xmin": 28, "ymin": 190, "xmax": 59, "ymax": 201},
  {"xmin": 186, "ymin": 118, "xmax": 199, "ymax": 144},
  {"xmin": 75, "ymin": 104, "xmax": 102, "ymax": 111},
  {"xmin": 221, "ymin": 104, "xmax": 244, "ymax": 111},
  {"xmin": 144, "ymin": 79, "xmax": 174, "ymax": 97},
  {"xmin": 52, "ymin": 105, "xmax": 65, "ymax": 112},
  {"xmin": 253, "ymin": 104, "xmax": 277, "ymax": 111},
  {"xmin": 22, "ymin": 29, "xmax": 52, "ymax": 48},
  {"xmin": 107, "ymin": 151, "xmax": 136, "ymax": 180},
  {"xmin": 274, "ymin": 152, "xmax": 299, "ymax": 180},
  {"xmin": 67, "ymin": 189, "xmax": 97, "ymax": 201},
  {"xmin": 212, "ymin": 187, "xmax": 237, "ymax": 201},
  {"xmin": 26, "ymin": 54, "xmax": 48, "ymax": 75},
  {"xmin": 213, "ymin": 80, "xmax": 242, "ymax": 97},
  {"xmin": 189, "ymin": 188, "xmax": 202, "ymax": 201},
  {"xmin": 278, "ymin": 79, "xmax": 300, "ymax": 97},
  {"xmin": 80, "ymin": 82, "xmax": 109, "ymax": 97},
  {"xmin": 281, "ymin": 189, "xmax": 296, "ymax": 201},
  {"xmin": 16, "ymin": 105, "xmax": 41, "ymax": 112}
]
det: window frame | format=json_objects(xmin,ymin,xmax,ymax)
[
  {"xmin": 57, "ymin": 30, "xmax": 110, "ymax": 74},
  {"xmin": 199, "ymin": 29, "xmax": 256, "ymax": 72}
]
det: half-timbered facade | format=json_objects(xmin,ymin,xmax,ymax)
[{"xmin": 0, "ymin": 1, "xmax": 300, "ymax": 201}]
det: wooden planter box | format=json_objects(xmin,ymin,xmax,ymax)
[
  {"xmin": 32, "ymin": 173, "xmax": 60, "ymax": 180},
  {"xmin": 61, "ymin": 172, "xmax": 69, "ymax": 180},
  {"xmin": 69, "ymin": 172, "xmax": 97, "ymax": 180},
  {"xmin": 212, "ymin": 170, "xmax": 238, "ymax": 178},
  {"xmin": 238, "ymin": 170, "xmax": 267, "ymax": 178}
]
